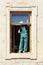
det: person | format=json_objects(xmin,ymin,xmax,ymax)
[{"xmin": 18, "ymin": 21, "xmax": 31, "ymax": 53}]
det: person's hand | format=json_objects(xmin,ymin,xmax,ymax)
[
  {"xmin": 27, "ymin": 23, "xmax": 31, "ymax": 26},
  {"xmin": 18, "ymin": 30, "xmax": 20, "ymax": 33}
]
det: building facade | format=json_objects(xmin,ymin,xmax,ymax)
[{"xmin": 0, "ymin": 0, "xmax": 43, "ymax": 65}]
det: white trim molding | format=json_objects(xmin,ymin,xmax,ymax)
[{"xmin": 6, "ymin": 6, "xmax": 37, "ymax": 59}]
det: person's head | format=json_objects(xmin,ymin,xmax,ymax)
[
  {"xmin": 20, "ymin": 21, "xmax": 24, "ymax": 26},
  {"xmin": 20, "ymin": 21, "xmax": 23, "ymax": 24}
]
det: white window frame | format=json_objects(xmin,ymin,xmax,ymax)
[{"xmin": 6, "ymin": 7, "xmax": 37, "ymax": 59}]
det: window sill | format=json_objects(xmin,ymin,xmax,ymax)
[{"xmin": 6, "ymin": 52, "xmax": 30, "ymax": 59}]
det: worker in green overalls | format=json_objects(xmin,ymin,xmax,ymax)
[{"xmin": 18, "ymin": 21, "xmax": 31, "ymax": 53}]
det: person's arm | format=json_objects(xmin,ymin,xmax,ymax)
[
  {"xmin": 18, "ymin": 26, "xmax": 22, "ymax": 34},
  {"xmin": 18, "ymin": 29, "xmax": 20, "ymax": 33}
]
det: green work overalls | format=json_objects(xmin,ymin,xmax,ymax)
[{"xmin": 19, "ymin": 26, "xmax": 28, "ymax": 52}]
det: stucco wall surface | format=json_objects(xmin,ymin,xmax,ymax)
[{"xmin": 0, "ymin": 0, "xmax": 43, "ymax": 65}]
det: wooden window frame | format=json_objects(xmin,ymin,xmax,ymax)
[{"xmin": 6, "ymin": 7, "xmax": 37, "ymax": 59}]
